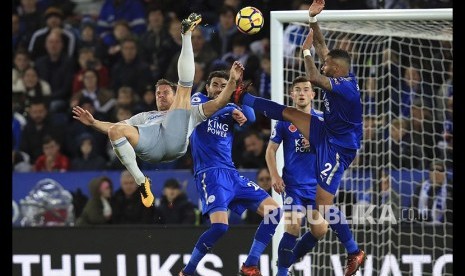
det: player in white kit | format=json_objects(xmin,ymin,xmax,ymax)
[{"xmin": 72, "ymin": 13, "xmax": 245, "ymax": 208}]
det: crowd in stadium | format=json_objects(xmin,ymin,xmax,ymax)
[{"xmin": 12, "ymin": 0, "xmax": 452, "ymax": 226}]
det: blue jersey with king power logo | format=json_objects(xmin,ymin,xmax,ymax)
[
  {"xmin": 189, "ymin": 92, "xmax": 254, "ymax": 175},
  {"xmin": 270, "ymin": 109, "xmax": 322, "ymax": 197}
]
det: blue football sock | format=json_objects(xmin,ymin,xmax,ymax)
[
  {"xmin": 244, "ymin": 208, "xmax": 282, "ymax": 266},
  {"xmin": 183, "ymin": 223, "xmax": 228, "ymax": 274},
  {"xmin": 293, "ymin": 231, "xmax": 318, "ymax": 260},
  {"xmin": 277, "ymin": 267, "xmax": 290, "ymax": 276},
  {"xmin": 277, "ymin": 232, "xmax": 298, "ymax": 274},
  {"xmin": 326, "ymin": 207, "xmax": 359, "ymax": 254},
  {"xmin": 242, "ymin": 93, "xmax": 286, "ymax": 121}
]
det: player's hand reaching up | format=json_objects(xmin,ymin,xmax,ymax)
[
  {"xmin": 232, "ymin": 109, "xmax": 247, "ymax": 126},
  {"xmin": 271, "ymin": 174, "xmax": 286, "ymax": 194},
  {"xmin": 309, "ymin": 0, "xmax": 325, "ymax": 17},
  {"xmin": 230, "ymin": 61, "xmax": 245, "ymax": 82},
  {"xmin": 302, "ymin": 29, "xmax": 314, "ymax": 51},
  {"xmin": 72, "ymin": 106, "xmax": 96, "ymax": 126}
]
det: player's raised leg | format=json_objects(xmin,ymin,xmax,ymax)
[
  {"xmin": 170, "ymin": 12, "xmax": 202, "ymax": 110},
  {"xmin": 232, "ymin": 90, "xmax": 312, "ymax": 141}
]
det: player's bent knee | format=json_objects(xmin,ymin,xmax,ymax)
[
  {"xmin": 285, "ymin": 223, "xmax": 301, "ymax": 236},
  {"xmin": 210, "ymin": 223, "xmax": 229, "ymax": 237},
  {"xmin": 310, "ymin": 223, "xmax": 329, "ymax": 240}
]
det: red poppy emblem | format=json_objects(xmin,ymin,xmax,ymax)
[{"xmin": 288, "ymin": 124, "xmax": 297, "ymax": 132}]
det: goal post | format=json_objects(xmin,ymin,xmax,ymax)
[{"xmin": 270, "ymin": 8, "xmax": 452, "ymax": 276}]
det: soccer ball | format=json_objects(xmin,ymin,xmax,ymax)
[{"xmin": 235, "ymin": 6, "xmax": 264, "ymax": 35}]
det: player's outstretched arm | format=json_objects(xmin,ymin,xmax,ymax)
[
  {"xmin": 302, "ymin": 30, "xmax": 331, "ymax": 91},
  {"xmin": 265, "ymin": 141, "xmax": 286, "ymax": 194},
  {"xmin": 72, "ymin": 106, "xmax": 115, "ymax": 134},
  {"xmin": 202, "ymin": 61, "xmax": 244, "ymax": 118},
  {"xmin": 309, "ymin": 0, "xmax": 329, "ymax": 60}
]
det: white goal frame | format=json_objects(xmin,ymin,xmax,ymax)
[{"xmin": 270, "ymin": 8, "xmax": 453, "ymax": 276}]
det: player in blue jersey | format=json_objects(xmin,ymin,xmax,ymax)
[
  {"xmin": 179, "ymin": 70, "xmax": 283, "ymax": 276},
  {"xmin": 265, "ymin": 76, "xmax": 329, "ymax": 276},
  {"xmin": 231, "ymin": 1, "xmax": 366, "ymax": 275},
  {"xmin": 72, "ymin": 13, "xmax": 242, "ymax": 209}
]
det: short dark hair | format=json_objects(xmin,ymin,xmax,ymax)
[
  {"xmin": 156, "ymin": 78, "xmax": 177, "ymax": 93},
  {"xmin": 164, "ymin": 178, "xmax": 181, "ymax": 189},
  {"xmin": 328, "ymin": 48, "xmax": 351, "ymax": 67},
  {"xmin": 206, "ymin": 71, "xmax": 229, "ymax": 85},
  {"xmin": 291, "ymin": 76, "xmax": 310, "ymax": 88}
]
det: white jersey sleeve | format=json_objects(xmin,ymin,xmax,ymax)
[
  {"xmin": 124, "ymin": 112, "xmax": 148, "ymax": 126},
  {"xmin": 187, "ymin": 104, "xmax": 207, "ymax": 137}
]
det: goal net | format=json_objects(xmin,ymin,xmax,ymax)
[{"xmin": 270, "ymin": 9, "xmax": 452, "ymax": 276}]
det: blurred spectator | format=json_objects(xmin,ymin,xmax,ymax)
[
  {"xmin": 209, "ymin": 5, "xmax": 238, "ymax": 57},
  {"xmin": 412, "ymin": 161, "xmax": 452, "ymax": 224},
  {"xmin": 133, "ymin": 85, "xmax": 156, "ymax": 113},
  {"xmin": 111, "ymin": 170, "xmax": 155, "ymax": 224},
  {"xmin": 377, "ymin": 118, "xmax": 422, "ymax": 170},
  {"xmin": 20, "ymin": 99, "xmax": 65, "ymax": 163},
  {"xmin": 220, "ymin": 34, "xmax": 260, "ymax": 82},
  {"xmin": 13, "ymin": 67, "xmax": 52, "ymax": 114},
  {"xmin": 75, "ymin": 22, "xmax": 103, "ymax": 54},
  {"xmin": 13, "ymin": 150, "xmax": 33, "ymax": 172},
  {"xmin": 13, "ymin": 13, "xmax": 27, "ymax": 52},
  {"xmin": 373, "ymin": 48, "xmax": 401, "ymax": 121},
  {"xmin": 34, "ymin": 29, "xmax": 75, "ymax": 113},
  {"xmin": 438, "ymin": 74, "xmax": 452, "ymax": 168},
  {"xmin": 236, "ymin": 130, "xmax": 267, "ymax": 169},
  {"xmin": 243, "ymin": 167, "xmax": 272, "ymax": 224},
  {"xmin": 115, "ymin": 86, "xmax": 138, "ymax": 111},
  {"xmin": 398, "ymin": 65, "xmax": 434, "ymax": 117},
  {"xmin": 12, "ymin": 49, "xmax": 33, "ymax": 87},
  {"xmin": 111, "ymin": 37, "xmax": 152, "ymax": 98},
  {"xmin": 96, "ymin": 0, "xmax": 146, "ymax": 46},
  {"xmin": 72, "ymin": 69, "xmax": 116, "ymax": 114},
  {"xmin": 12, "ymin": 104, "xmax": 27, "ymax": 151},
  {"xmin": 191, "ymin": 62, "xmax": 207, "ymax": 95},
  {"xmin": 253, "ymin": 54, "xmax": 271, "ymax": 99},
  {"xmin": 70, "ymin": 133, "xmax": 108, "ymax": 171},
  {"xmin": 361, "ymin": 76, "xmax": 378, "ymax": 117},
  {"xmin": 72, "ymin": 47, "xmax": 110, "ymax": 95},
  {"xmin": 139, "ymin": 6, "xmax": 170, "ymax": 81},
  {"xmin": 249, "ymin": 37, "xmax": 270, "ymax": 59},
  {"xmin": 28, "ymin": 7, "xmax": 76, "ymax": 60},
  {"xmin": 155, "ymin": 17, "xmax": 183, "ymax": 79},
  {"xmin": 283, "ymin": 1, "xmax": 310, "ymax": 60},
  {"xmin": 409, "ymin": 98, "xmax": 442, "ymax": 169},
  {"xmin": 156, "ymin": 178, "xmax": 196, "ymax": 224},
  {"xmin": 358, "ymin": 168, "xmax": 401, "ymax": 222},
  {"xmin": 435, "ymin": 62, "xmax": 453, "ymax": 122},
  {"xmin": 100, "ymin": 20, "xmax": 134, "ymax": 68},
  {"xmin": 33, "ymin": 135, "xmax": 70, "ymax": 172},
  {"xmin": 15, "ymin": 0, "xmax": 42, "ymax": 48},
  {"xmin": 65, "ymin": 96, "xmax": 110, "ymax": 160},
  {"xmin": 352, "ymin": 115, "xmax": 379, "ymax": 169},
  {"xmin": 76, "ymin": 176, "xmax": 114, "ymax": 226}
]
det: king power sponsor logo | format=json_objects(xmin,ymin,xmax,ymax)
[{"xmin": 13, "ymin": 253, "xmax": 452, "ymax": 276}]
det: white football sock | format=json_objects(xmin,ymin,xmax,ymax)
[{"xmin": 111, "ymin": 137, "xmax": 146, "ymax": 185}]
